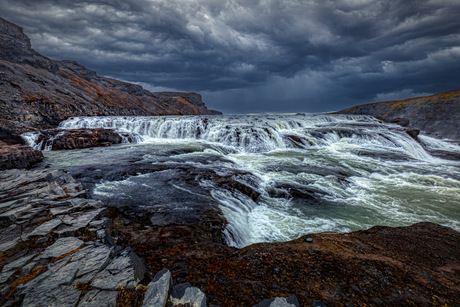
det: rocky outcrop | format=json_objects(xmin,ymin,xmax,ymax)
[
  {"xmin": 0, "ymin": 169, "xmax": 146, "ymax": 306},
  {"xmin": 142, "ymin": 269, "xmax": 172, "ymax": 307},
  {"xmin": 337, "ymin": 89, "xmax": 460, "ymax": 142},
  {"xmin": 1, "ymin": 168, "xmax": 460, "ymax": 306},
  {"xmin": 0, "ymin": 140, "xmax": 43, "ymax": 170},
  {"xmin": 170, "ymin": 282, "xmax": 207, "ymax": 307},
  {"xmin": 253, "ymin": 296, "xmax": 301, "ymax": 307},
  {"xmin": 113, "ymin": 204, "xmax": 460, "ymax": 306},
  {"xmin": 0, "ymin": 17, "xmax": 57, "ymax": 72},
  {"xmin": 24, "ymin": 128, "xmax": 140, "ymax": 150},
  {"xmin": 0, "ymin": 17, "xmax": 221, "ymax": 143}
]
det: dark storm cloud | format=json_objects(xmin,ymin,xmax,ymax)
[{"xmin": 1, "ymin": 0, "xmax": 460, "ymax": 113}]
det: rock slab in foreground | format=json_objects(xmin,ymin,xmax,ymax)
[
  {"xmin": 253, "ymin": 296, "xmax": 301, "ymax": 307},
  {"xmin": 142, "ymin": 269, "xmax": 172, "ymax": 307},
  {"xmin": 170, "ymin": 282, "xmax": 207, "ymax": 307},
  {"xmin": 0, "ymin": 169, "xmax": 146, "ymax": 307}
]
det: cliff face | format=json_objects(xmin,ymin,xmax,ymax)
[
  {"xmin": 0, "ymin": 17, "xmax": 221, "ymax": 143},
  {"xmin": 337, "ymin": 89, "xmax": 460, "ymax": 141}
]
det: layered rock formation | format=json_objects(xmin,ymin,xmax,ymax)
[
  {"xmin": 0, "ymin": 17, "xmax": 221, "ymax": 144},
  {"xmin": 0, "ymin": 169, "xmax": 146, "ymax": 306},
  {"xmin": 110, "ymin": 205, "xmax": 460, "ymax": 306},
  {"xmin": 0, "ymin": 140, "xmax": 43, "ymax": 170},
  {"xmin": 24, "ymin": 128, "xmax": 140, "ymax": 150},
  {"xmin": 2, "ymin": 168, "xmax": 459, "ymax": 306},
  {"xmin": 337, "ymin": 89, "xmax": 460, "ymax": 142}
]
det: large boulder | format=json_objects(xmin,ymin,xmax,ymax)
[
  {"xmin": 0, "ymin": 140, "xmax": 43, "ymax": 170},
  {"xmin": 24, "ymin": 128, "xmax": 139, "ymax": 150}
]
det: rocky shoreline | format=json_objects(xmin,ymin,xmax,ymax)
[
  {"xmin": 1, "ymin": 148, "xmax": 459, "ymax": 306},
  {"xmin": 337, "ymin": 89, "xmax": 460, "ymax": 143},
  {"xmin": 0, "ymin": 140, "xmax": 43, "ymax": 170}
]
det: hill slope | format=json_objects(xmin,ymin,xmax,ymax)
[
  {"xmin": 337, "ymin": 89, "xmax": 460, "ymax": 141},
  {"xmin": 0, "ymin": 17, "xmax": 221, "ymax": 143}
]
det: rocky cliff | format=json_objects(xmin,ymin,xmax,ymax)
[
  {"xmin": 0, "ymin": 17, "xmax": 221, "ymax": 144},
  {"xmin": 337, "ymin": 89, "xmax": 460, "ymax": 142}
]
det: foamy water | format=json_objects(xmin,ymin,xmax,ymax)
[{"xmin": 25, "ymin": 114, "xmax": 460, "ymax": 247}]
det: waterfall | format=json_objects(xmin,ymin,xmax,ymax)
[
  {"xmin": 55, "ymin": 114, "xmax": 450, "ymax": 160},
  {"xmin": 30, "ymin": 114, "xmax": 460, "ymax": 248}
]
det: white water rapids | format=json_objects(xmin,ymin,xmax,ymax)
[{"xmin": 24, "ymin": 114, "xmax": 460, "ymax": 247}]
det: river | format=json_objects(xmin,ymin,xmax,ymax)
[{"xmin": 24, "ymin": 114, "xmax": 460, "ymax": 248}]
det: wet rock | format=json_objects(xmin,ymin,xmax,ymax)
[
  {"xmin": 78, "ymin": 289, "xmax": 118, "ymax": 307},
  {"xmin": 40, "ymin": 237, "xmax": 84, "ymax": 259},
  {"xmin": 284, "ymin": 134, "xmax": 311, "ymax": 148},
  {"xmin": 312, "ymin": 300, "xmax": 327, "ymax": 307},
  {"xmin": 253, "ymin": 296, "xmax": 300, "ymax": 307},
  {"xmin": 425, "ymin": 149, "xmax": 460, "ymax": 161},
  {"xmin": 27, "ymin": 128, "xmax": 139, "ymax": 150},
  {"xmin": 406, "ymin": 129, "xmax": 420, "ymax": 140},
  {"xmin": 91, "ymin": 247, "xmax": 145, "ymax": 290},
  {"xmin": 388, "ymin": 118, "xmax": 410, "ymax": 127},
  {"xmin": 170, "ymin": 282, "xmax": 206, "ymax": 307},
  {"xmin": 142, "ymin": 268, "xmax": 172, "ymax": 307},
  {"xmin": 0, "ymin": 141, "xmax": 43, "ymax": 170}
]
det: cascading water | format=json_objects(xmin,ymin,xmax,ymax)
[{"xmin": 34, "ymin": 114, "xmax": 460, "ymax": 248}]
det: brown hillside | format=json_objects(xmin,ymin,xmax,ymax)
[
  {"xmin": 337, "ymin": 89, "xmax": 460, "ymax": 141},
  {"xmin": 0, "ymin": 17, "xmax": 221, "ymax": 143}
]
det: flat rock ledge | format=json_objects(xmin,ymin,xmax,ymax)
[
  {"xmin": 0, "ymin": 169, "xmax": 147, "ymax": 306},
  {"xmin": 0, "ymin": 168, "xmax": 252, "ymax": 307},
  {"xmin": 0, "ymin": 141, "xmax": 43, "ymax": 170}
]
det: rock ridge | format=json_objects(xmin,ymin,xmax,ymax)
[
  {"xmin": 336, "ymin": 89, "xmax": 460, "ymax": 142},
  {"xmin": 0, "ymin": 140, "xmax": 43, "ymax": 170},
  {"xmin": 0, "ymin": 17, "xmax": 221, "ymax": 144}
]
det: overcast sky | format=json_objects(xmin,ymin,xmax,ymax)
[{"xmin": 1, "ymin": 0, "xmax": 460, "ymax": 113}]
